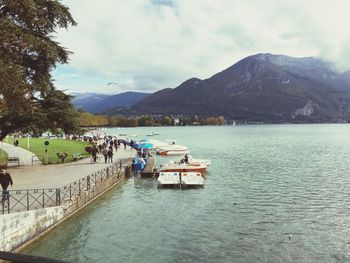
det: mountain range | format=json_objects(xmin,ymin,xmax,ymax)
[
  {"xmin": 74, "ymin": 53, "xmax": 350, "ymax": 123},
  {"xmin": 72, "ymin": 91, "xmax": 150, "ymax": 114}
]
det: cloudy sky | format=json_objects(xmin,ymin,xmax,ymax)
[{"xmin": 54, "ymin": 0, "xmax": 350, "ymax": 94}]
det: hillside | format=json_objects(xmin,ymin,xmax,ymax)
[
  {"xmin": 129, "ymin": 53, "xmax": 350, "ymax": 122},
  {"xmin": 72, "ymin": 93, "xmax": 109, "ymax": 112},
  {"xmin": 73, "ymin": 91, "xmax": 150, "ymax": 114}
]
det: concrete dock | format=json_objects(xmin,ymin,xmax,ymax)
[{"xmin": 141, "ymin": 156, "xmax": 156, "ymax": 177}]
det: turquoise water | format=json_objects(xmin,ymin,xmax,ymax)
[{"xmin": 26, "ymin": 125, "xmax": 350, "ymax": 262}]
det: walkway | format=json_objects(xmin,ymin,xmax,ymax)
[
  {"xmin": 1, "ymin": 146, "xmax": 135, "ymax": 190},
  {"xmin": 0, "ymin": 142, "xmax": 41, "ymax": 166}
]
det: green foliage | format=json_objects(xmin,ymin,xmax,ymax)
[
  {"xmin": 77, "ymin": 112, "xmax": 226, "ymax": 127},
  {"xmin": 161, "ymin": 116, "xmax": 172, "ymax": 126},
  {"xmin": 0, "ymin": 149, "xmax": 8, "ymax": 168},
  {"xmin": 200, "ymin": 116, "xmax": 225, "ymax": 125},
  {"xmin": 137, "ymin": 115, "xmax": 155, "ymax": 126},
  {"xmin": 78, "ymin": 112, "xmax": 109, "ymax": 127},
  {"xmin": 0, "ymin": 0, "xmax": 79, "ymax": 140}
]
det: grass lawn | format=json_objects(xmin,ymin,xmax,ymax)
[{"xmin": 11, "ymin": 138, "xmax": 92, "ymax": 164}]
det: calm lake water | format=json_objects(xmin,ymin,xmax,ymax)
[{"xmin": 26, "ymin": 125, "xmax": 350, "ymax": 262}]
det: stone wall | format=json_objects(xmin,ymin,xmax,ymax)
[{"xmin": 0, "ymin": 207, "xmax": 64, "ymax": 251}]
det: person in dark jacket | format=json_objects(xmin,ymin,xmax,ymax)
[
  {"xmin": 107, "ymin": 149, "xmax": 113, "ymax": 163},
  {"xmin": 0, "ymin": 169, "xmax": 13, "ymax": 191},
  {"xmin": 102, "ymin": 147, "xmax": 108, "ymax": 163},
  {"xmin": 91, "ymin": 145, "xmax": 98, "ymax": 163}
]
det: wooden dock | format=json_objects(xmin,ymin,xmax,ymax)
[{"xmin": 141, "ymin": 156, "xmax": 157, "ymax": 177}]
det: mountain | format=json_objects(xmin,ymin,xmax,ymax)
[
  {"xmin": 72, "ymin": 93, "xmax": 109, "ymax": 111},
  {"xmin": 130, "ymin": 53, "xmax": 350, "ymax": 122},
  {"xmin": 73, "ymin": 91, "xmax": 150, "ymax": 113}
]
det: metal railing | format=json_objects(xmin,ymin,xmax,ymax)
[{"xmin": 1, "ymin": 159, "xmax": 131, "ymax": 215}]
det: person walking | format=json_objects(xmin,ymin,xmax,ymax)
[
  {"xmin": 91, "ymin": 145, "xmax": 98, "ymax": 163},
  {"xmin": 107, "ymin": 149, "xmax": 113, "ymax": 163},
  {"xmin": 0, "ymin": 169, "xmax": 13, "ymax": 203},
  {"xmin": 102, "ymin": 147, "xmax": 108, "ymax": 163},
  {"xmin": 0, "ymin": 169, "xmax": 13, "ymax": 191}
]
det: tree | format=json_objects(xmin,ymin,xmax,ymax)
[
  {"xmin": 137, "ymin": 115, "xmax": 155, "ymax": 126},
  {"xmin": 0, "ymin": 0, "xmax": 78, "ymax": 140},
  {"xmin": 161, "ymin": 116, "xmax": 172, "ymax": 126}
]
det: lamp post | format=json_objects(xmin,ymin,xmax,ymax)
[
  {"xmin": 44, "ymin": 141, "xmax": 49, "ymax": 164},
  {"xmin": 27, "ymin": 134, "xmax": 30, "ymax": 149}
]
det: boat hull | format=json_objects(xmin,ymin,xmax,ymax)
[
  {"xmin": 158, "ymin": 150, "xmax": 190, "ymax": 156},
  {"xmin": 158, "ymin": 165, "xmax": 207, "ymax": 173},
  {"xmin": 156, "ymin": 144, "xmax": 189, "ymax": 155}
]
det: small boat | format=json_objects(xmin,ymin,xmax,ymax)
[
  {"xmin": 181, "ymin": 172, "xmax": 204, "ymax": 186},
  {"xmin": 157, "ymin": 172, "xmax": 204, "ymax": 187},
  {"xmin": 147, "ymin": 132, "xmax": 159, "ymax": 136},
  {"xmin": 148, "ymin": 139, "xmax": 169, "ymax": 150},
  {"xmin": 157, "ymin": 144, "xmax": 190, "ymax": 156},
  {"xmin": 158, "ymin": 162, "xmax": 207, "ymax": 173},
  {"xmin": 158, "ymin": 149, "xmax": 190, "ymax": 156},
  {"xmin": 157, "ymin": 172, "xmax": 180, "ymax": 186},
  {"xmin": 184, "ymin": 155, "xmax": 211, "ymax": 166}
]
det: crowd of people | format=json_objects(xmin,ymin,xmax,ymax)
[{"xmin": 91, "ymin": 136, "xmax": 134, "ymax": 163}]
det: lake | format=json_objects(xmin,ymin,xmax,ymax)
[{"xmin": 26, "ymin": 124, "xmax": 350, "ymax": 262}]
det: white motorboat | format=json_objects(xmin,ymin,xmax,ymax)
[
  {"xmin": 158, "ymin": 161, "xmax": 207, "ymax": 173},
  {"xmin": 157, "ymin": 144, "xmax": 190, "ymax": 156},
  {"xmin": 147, "ymin": 132, "xmax": 160, "ymax": 136},
  {"xmin": 148, "ymin": 139, "xmax": 169, "ymax": 150},
  {"xmin": 185, "ymin": 155, "xmax": 211, "ymax": 166}
]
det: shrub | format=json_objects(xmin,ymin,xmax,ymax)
[{"xmin": 85, "ymin": 146, "xmax": 93, "ymax": 153}]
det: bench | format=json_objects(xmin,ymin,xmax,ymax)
[
  {"xmin": 72, "ymin": 153, "xmax": 84, "ymax": 161},
  {"xmin": 7, "ymin": 156, "xmax": 20, "ymax": 166}
]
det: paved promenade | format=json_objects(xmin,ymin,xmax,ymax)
[{"xmin": 1, "ymin": 143, "xmax": 135, "ymax": 190}]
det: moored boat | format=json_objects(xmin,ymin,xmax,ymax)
[
  {"xmin": 148, "ymin": 139, "xmax": 169, "ymax": 150},
  {"xmin": 181, "ymin": 172, "xmax": 204, "ymax": 186},
  {"xmin": 158, "ymin": 149, "xmax": 190, "ymax": 156},
  {"xmin": 157, "ymin": 172, "xmax": 204, "ymax": 187},
  {"xmin": 158, "ymin": 162, "xmax": 207, "ymax": 173},
  {"xmin": 147, "ymin": 132, "xmax": 160, "ymax": 136},
  {"xmin": 157, "ymin": 144, "xmax": 190, "ymax": 156},
  {"xmin": 184, "ymin": 154, "xmax": 211, "ymax": 166},
  {"xmin": 157, "ymin": 172, "xmax": 180, "ymax": 186}
]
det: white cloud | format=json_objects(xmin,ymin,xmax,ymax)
[{"xmin": 55, "ymin": 0, "xmax": 350, "ymax": 93}]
